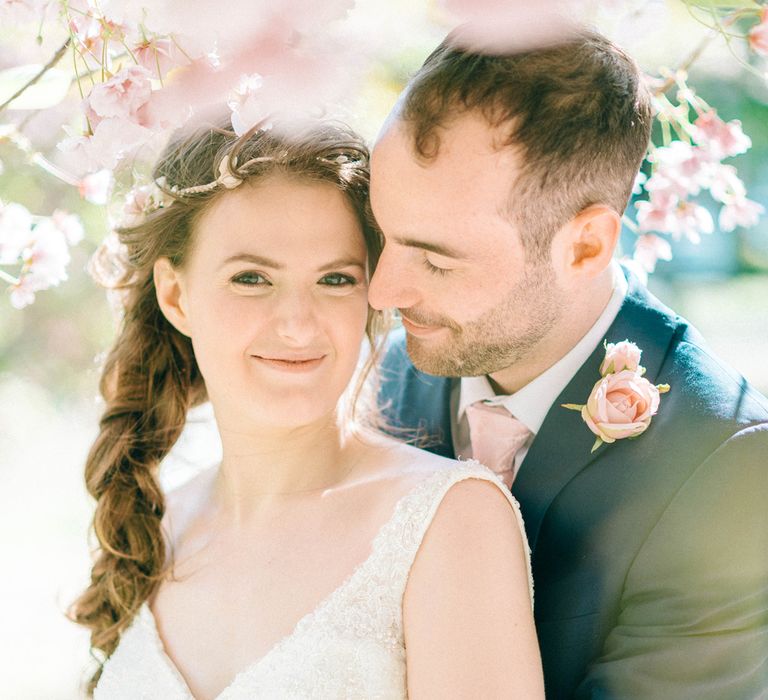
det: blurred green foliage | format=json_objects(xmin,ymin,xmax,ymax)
[{"xmin": 0, "ymin": 143, "xmax": 114, "ymax": 400}]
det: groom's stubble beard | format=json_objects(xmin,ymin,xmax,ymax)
[{"xmin": 404, "ymin": 262, "xmax": 564, "ymax": 377}]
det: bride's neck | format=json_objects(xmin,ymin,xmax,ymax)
[{"xmin": 213, "ymin": 413, "xmax": 352, "ymax": 525}]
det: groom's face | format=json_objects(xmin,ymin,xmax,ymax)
[{"xmin": 369, "ymin": 112, "xmax": 564, "ymax": 377}]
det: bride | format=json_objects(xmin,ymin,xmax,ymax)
[{"xmin": 71, "ymin": 115, "xmax": 544, "ymax": 699}]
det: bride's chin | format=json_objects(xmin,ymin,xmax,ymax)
[{"xmin": 205, "ymin": 378, "xmax": 352, "ymax": 434}]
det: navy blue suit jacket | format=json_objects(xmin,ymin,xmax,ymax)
[{"xmin": 379, "ymin": 270, "xmax": 768, "ymax": 698}]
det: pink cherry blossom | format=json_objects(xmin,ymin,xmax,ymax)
[
  {"xmin": 134, "ymin": 37, "xmax": 188, "ymax": 79},
  {"xmin": 7, "ymin": 218, "xmax": 75, "ymax": 307},
  {"xmin": 632, "ymin": 234, "xmax": 672, "ymax": 275},
  {"xmin": 142, "ymin": 46, "xmax": 295, "ymax": 137},
  {"xmin": 9, "ymin": 274, "xmax": 36, "ymax": 309},
  {"xmin": 643, "ymin": 172, "xmax": 689, "ymax": 201},
  {"xmin": 0, "ymin": 201, "xmax": 33, "ymax": 264},
  {"xmin": 128, "ymin": 0, "xmax": 353, "ymax": 52},
  {"xmin": 50, "ymin": 210, "xmax": 84, "ymax": 245},
  {"xmin": 86, "ymin": 65, "xmax": 153, "ymax": 126},
  {"xmin": 24, "ymin": 219, "xmax": 71, "ymax": 287},
  {"xmin": 69, "ymin": 12, "xmax": 105, "ymax": 62},
  {"xmin": 647, "ymin": 141, "xmax": 712, "ymax": 197},
  {"xmin": 636, "ymin": 193, "xmax": 713, "ymax": 243},
  {"xmin": 439, "ymin": 0, "xmax": 577, "ymax": 53},
  {"xmin": 135, "ymin": 85, "xmax": 193, "ymax": 132},
  {"xmin": 229, "ymin": 74, "xmax": 265, "ymax": 136},
  {"xmin": 0, "ymin": 208, "xmax": 81, "ymax": 301},
  {"xmin": 692, "ymin": 110, "xmax": 751, "ymax": 160},
  {"xmin": 78, "ymin": 169, "xmax": 114, "ymax": 204},
  {"xmin": 671, "ymin": 200, "xmax": 714, "ymax": 244},
  {"xmin": 98, "ymin": 1, "xmax": 145, "ymax": 36},
  {"xmin": 121, "ymin": 180, "xmax": 175, "ymax": 227},
  {"xmin": 631, "ymin": 171, "xmax": 647, "ymax": 195},
  {"xmin": 718, "ymin": 197, "xmax": 765, "ymax": 232},
  {"xmin": 0, "ymin": 0, "xmax": 48, "ymax": 23},
  {"xmin": 748, "ymin": 8, "xmax": 768, "ymax": 56},
  {"xmin": 708, "ymin": 163, "xmax": 747, "ymax": 203},
  {"xmin": 635, "ymin": 190, "xmax": 679, "ymax": 233},
  {"xmin": 59, "ymin": 117, "xmax": 152, "ymax": 171}
]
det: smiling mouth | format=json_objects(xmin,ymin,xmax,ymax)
[
  {"xmin": 251, "ymin": 354, "xmax": 327, "ymax": 372},
  {"xmin": 399, "ymin": 314, "xmax": 444, "ymax": 337}
]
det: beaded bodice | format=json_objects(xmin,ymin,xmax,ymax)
[{"xmin": 94, "ymin": 461, "xmax": 532, "ymax": 699}]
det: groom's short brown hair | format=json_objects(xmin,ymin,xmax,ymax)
[{"xmin": 399, "ymin": 28, "xmax": 653, "ymax": 259}]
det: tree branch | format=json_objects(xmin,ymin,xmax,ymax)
[
  {"xmin": 654, "ymin": 7, "xmax": 751, "ymax": 96},
  {"xmin": 0, "ymin": 37, "xmax": 72, "ymax": 113},
  {"xmin": 654, "ymin": 30, "xmax": 718, "ymax": 96}
]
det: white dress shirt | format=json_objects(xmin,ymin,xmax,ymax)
[{"xmin": 451, "ymin": 261, "xmax": 628, "ymax": 473}]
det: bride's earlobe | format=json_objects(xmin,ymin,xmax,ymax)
[{"xmin": 153, "ymin": 257, "xmax": 192, "ymax": 337}]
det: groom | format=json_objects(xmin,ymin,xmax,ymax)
[{"xmin": 369, "ymin": 28, "xmax": 768, "ymax": 699}]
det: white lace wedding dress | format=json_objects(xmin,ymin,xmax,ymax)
[{"xmin": 94, "ymin": 460, "xmax": 533, "ymax": 699}]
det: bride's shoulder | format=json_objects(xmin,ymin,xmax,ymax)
[
  {"xmin": 353, "ymin": 431, "xmax": 513, "ymax": 507},
  {"xmin": 383, "ymin": 447, "xmax": 534, "ymax": 612}
]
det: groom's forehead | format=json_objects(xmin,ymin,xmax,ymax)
[
  {"xmin": 372, "ymin": 116, "xmax": 519, "ymax": 201},
  {"xmin": 371, "ymin": 133, "xmax": 522, "ymax": 255},
  {"xmin": 373, "ymin": 112, "xmax": 514, "ymax": 165}
]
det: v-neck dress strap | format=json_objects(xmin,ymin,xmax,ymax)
[{"xmin": 93, "ymin": 460, "xmax": 532, "ymax": 699}]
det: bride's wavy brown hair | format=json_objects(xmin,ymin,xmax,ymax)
[{"xmin": 69, "ymin": 117, "xmax": 387, "ymax": 694}]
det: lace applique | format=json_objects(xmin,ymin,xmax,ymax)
[{"xmin": 94, "ymin": 460, "xmax": 532, "ymax": 699}]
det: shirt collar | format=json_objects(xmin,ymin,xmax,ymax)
[{"xmin": 457, "ymin": 261, "xmax": 628, "ymax": 435}]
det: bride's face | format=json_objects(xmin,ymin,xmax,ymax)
[{"xmin": 159, "ymin": 173, "xmax": 369, "ymax": 431}]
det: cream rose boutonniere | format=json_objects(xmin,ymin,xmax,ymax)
[{"xmin": 563, "ymin": 340, "xmax": 670, "ymax": 453}]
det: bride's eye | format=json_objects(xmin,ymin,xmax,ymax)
[
  {"xmin": 232, "ymin": 271, "xmax": 269, "ymax": 286},
  {"xmin": 320, "ymin": 273, "xmax": 357, "ymax": 287}
]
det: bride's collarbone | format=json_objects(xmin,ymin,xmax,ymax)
[
  {"xmin": 152, "ymin": 445, "xmax": 449, "ymax": 625},
  {"xmin": 152, "ymin": 460, "xmax": 428, "ymax": 629},
  {"xmin": 148, "ymin": 470, "xmax": 421, "ymax": 699},
  {"xmin": 162, "ymin": 448, "xmax": 436, "ymax": 559}
]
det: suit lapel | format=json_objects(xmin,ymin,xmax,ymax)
[{"xmin": 512, "ymin": 272, "xmax": 680, "ymax": 552}]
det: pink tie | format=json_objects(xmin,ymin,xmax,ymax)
[{"xmin": 465, "ymin": 401, "xmax": 532, "ymax": 488}]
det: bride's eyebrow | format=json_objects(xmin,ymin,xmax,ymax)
[
  {"xmin": 220, "ymin": 253, "xmax": 284, "ymax": 269},
  {"xmin": 317, "ymin": 257, "xmax": 366, "ymax": 272},
  {"xmin": 219, "ymin": 254, "xmax": 365, "ymax": 272}
]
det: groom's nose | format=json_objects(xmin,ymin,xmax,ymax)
[{"xmin": 368, "ymin": 244, "xmax": 419, "ymax": 311}]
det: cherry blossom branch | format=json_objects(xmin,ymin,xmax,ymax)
[
  {"xmin": 653, "ymin": 31, "xmax": 717, "ymax": 96},
  {"xmin": 29, "ymin": 153, "xmax": 81, "ymax": 187},
  {"xmin": 0, "ymin": 38, "xmax": 72, "ymax": 113},
  {"xmin": 653, "ymin": 6, "xmax": 756, "ymax": 96},
  {"xmin": 0, "ymin": 269, "xmax": 20, "ymax": 285}
]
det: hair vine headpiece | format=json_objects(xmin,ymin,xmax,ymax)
[
  {"xmin": 116, "ymin": 119, "xmax": 274, "ymax": 226},
  {"xmin": 117, "ymin": 121, "xmax": 368, "ymax": 228}
]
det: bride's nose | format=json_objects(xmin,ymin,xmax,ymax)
[{"xmin": 272, "ymin": 288, "xmax": 322, "ymax": 346}]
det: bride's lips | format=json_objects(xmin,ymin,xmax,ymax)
[
  {"xmin": 251, "ymin": 354, "xmax": 327, "ymax": 373},
  {"xmin": 399, "ymin": 314, "xmax": 444, "ymax": 338}
]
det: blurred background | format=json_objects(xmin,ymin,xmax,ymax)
[{"xmin": 1, "ymin": 0, "xmax": 767, "ymax": 697}]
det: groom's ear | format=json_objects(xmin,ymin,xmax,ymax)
[
  {"xmin": 557, "ymin": 204, "xmax": 621, "ymax": 277},
  {"xmin": 154, "ymin": 257, "xmax": 192, "ymax": 337}
]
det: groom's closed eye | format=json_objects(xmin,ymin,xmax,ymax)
[{"xmin": 422, "ymin": 253, "xmax": 454, "ymax": 276}]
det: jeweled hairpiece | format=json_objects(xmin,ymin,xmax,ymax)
[
  {"xmin": 119, "ymin": 133, "xmax": 365, "ymax": 227},
  {"xmin": 118, "ymin": 152, "xmax": 269, "ymax": 226}
]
